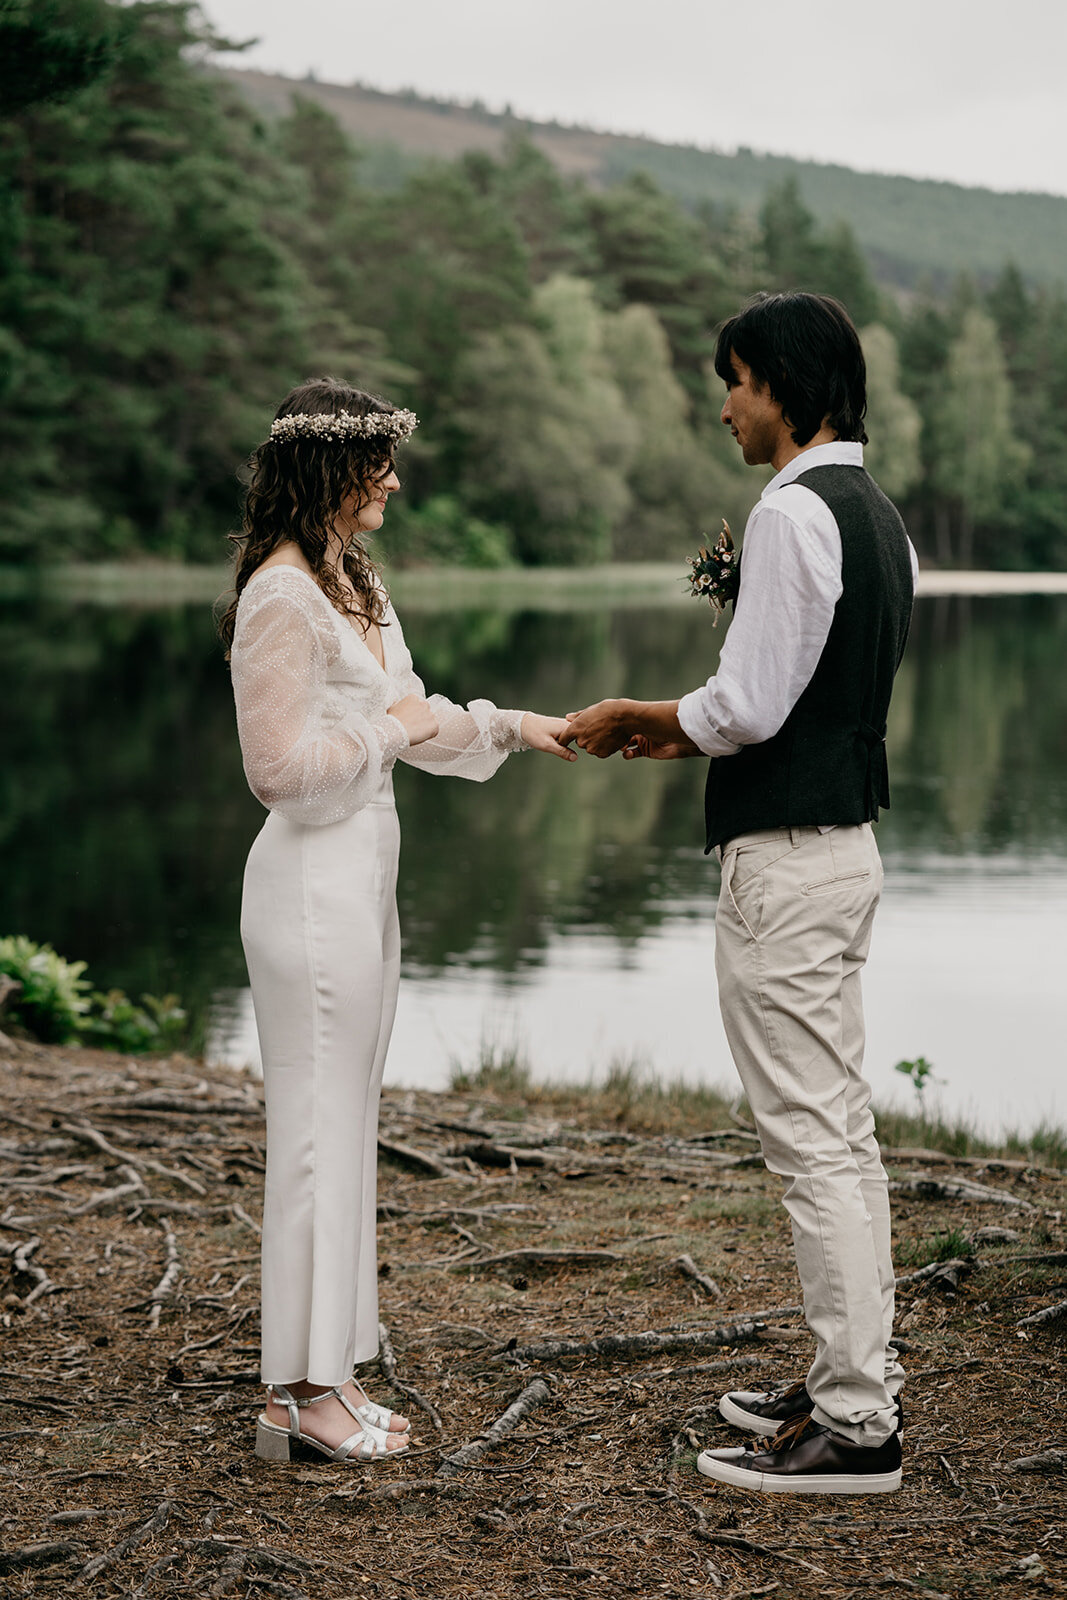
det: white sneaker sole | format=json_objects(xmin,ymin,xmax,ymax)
[
  {"xmin": 697, "ymin": 1449, "xmax": 901, "ymax": 1494},
  {"xmin": 718, "ymin": 1394, "xmax": 787, "ymax": 1436}
]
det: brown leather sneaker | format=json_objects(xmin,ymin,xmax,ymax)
[
  {"xmin": 697, "ymin": 1412, "xmax": 902, "ymax": 1495},
  {"xmin": 719, "ymin": 1378, "xmax": 814, "ymax": 1436},
  {"xmin": 720, "ymin": 1380, "xmax": 904, "ymax": 1438}
]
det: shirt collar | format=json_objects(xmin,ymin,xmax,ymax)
[{"xmin": 761, "ymin": 440, "xmax": 864, "ymax": 499}]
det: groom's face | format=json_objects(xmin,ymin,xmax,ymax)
[{"xmin": 720, "ymin": 352, "xmax": 787, "ymax": 466}]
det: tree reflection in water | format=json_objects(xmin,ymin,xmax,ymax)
[{"xmin": 2, "ymin": 589, "xmax": 1066, "ymax": 1050}]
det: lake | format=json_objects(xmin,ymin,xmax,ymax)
[{"xmin": 2, "ymin": 570, "xmax": 1065, "ymax": 1135}]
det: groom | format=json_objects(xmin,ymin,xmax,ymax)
[{"xmin": 564, "ymin": 291, "xmax": 916, "ymax": 1494}]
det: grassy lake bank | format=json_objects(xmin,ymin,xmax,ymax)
[{"xmin": 4, "ymin": 560, "xmax": 1067, "ymax": 610}]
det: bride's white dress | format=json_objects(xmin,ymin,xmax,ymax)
[{"xmin": 230, "ymin": 566, "xmax": 525, "ymax": 1385}]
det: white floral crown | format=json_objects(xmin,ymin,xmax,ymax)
[{"xmin": 268, "ymin": 407, "xmax": 418, "ymax": 445}]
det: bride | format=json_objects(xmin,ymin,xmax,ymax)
[{"xmin": 219, "ymin": 379, "xmax": 574, "ymax": 1465}]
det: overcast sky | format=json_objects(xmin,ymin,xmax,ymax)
[{"xmin": 197, "ymin": 0, "xmax": 1067, "ymax": 198}]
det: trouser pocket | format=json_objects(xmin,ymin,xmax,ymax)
[{"xmin": 721, "ymin": 835, "xmax": 795, "ymax": 940}]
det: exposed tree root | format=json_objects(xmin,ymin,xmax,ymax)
[{"xmin": 437, "ymin": 1376, "xmax": 553, "ymax": 1479}]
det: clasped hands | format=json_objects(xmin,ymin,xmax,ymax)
[
  {"xmin": 387, "ymin": 695, "xmax": 699, "ymax": 763},
  {"xmin": 563, "ymin": 699, "xmax": 701, "ymax": 762}
]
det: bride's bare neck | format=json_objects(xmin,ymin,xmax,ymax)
[{"xmin": 253, "ymin": 535, "xmax": 348, "ymax": 584}]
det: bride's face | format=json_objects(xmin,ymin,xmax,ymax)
[{"xmin": 340, "ymin": 462, "xmax": 400, "ymax": 534}]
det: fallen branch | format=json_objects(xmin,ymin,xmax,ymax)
[
  {"xmin": 182, "ymin": 1536, "xmax": 323, "ymax": 1593},
  {"xmin": 377, "ymin": 1200, "xmax": 539, "ymax": 1224},
  {"xmin": 437, "ymin": 1376, "xmax": 552, "ymax": 1478},
  {"xmin": 47, "ymin": 1509, "xmax": 122, "ymax": 1525},
  {"xmin": 670, "ymin": 1491, "xmax": 826, "ymax": 1575},
  {"xmin": 148, "ymin": 1221, "xmax": 180, "ymax": 1331},
  {"xmin": 0, "ymin": 1392, "xmax": 73, "ymax": 1417},
  {"xmin": 69, "ymin": 1164, "xmax": 147, "ymax": 1215},
  {"xmin": 170, "ymin": 1306, "xmax": 253, "ymax": 1361},
  {"xmin": 86, "ymin": 1093, "xmax": 260, "ymax": 1117},
  {"xmin": 673, "ymin": 1253, "xmax": 722, "ymax": 1298},
  {"xmin": 888, "ymin": 1175, "xmax": 1035, "ymax": 1211},
  {"xmin": 645, "ymin": 1354, "xmax": 776, "ymax": 1383},
  {"xmin": 449, "ymin": 1220, "xmax": 483, "ymax": 1249},
  {"xmin": 0, "ymin": 1164, "xmax": 95, "ymax": 1191},
  {"xmin": 497, "ymin": 1319, "xmax": 767, "ymax": 1365},
  {"xmin": 229, "ymin": 1202, "xmax": 261, "ymax": 1236},
  {"xmin": 377, "ymin": 1320, "xmax": 443, "ymax": 1432},
  {"xmin": 993, "ymin": 1251, "xmax": 1067, "ymax": 1265},
  {"xmin": 1017, "ymin": 1299, "xmax": 1067, "ymax": 1329},
  {"xmin": 895, "ymin": 1257, "xmax": 975, "ymax": 1292},
  {"xmin": 376, "ymin": 1137, "xmax": 453, "ymax": 1178},
  {"xmin": 728, "ymin": 1100, "xmax": 757, "ymax": 1134},
  {"xmin": 695, "ymin": 1527, "xmax": 805, "ymax": 1563},
  {"xmin": 461, "ymin": 1247, "xmax": 621, "ymax": 1272},
  {"xmin": 1008, "ymin": 1448, "xmax": 1067, "ymax": 1474},
  {"xmin": 398, "ymin": 1111, "xmax": 490, "ymax": 1138},
  {"xmin": 885, "ymin": 1147, "xmax": 1062, "ymax": 1179},
  {"xmin": 968, "ymin": 1226, "xmax": 1021, "ymax": 1246},
  {"xmin": 205, "ymin": 1542, "xmax": 246, "ymax": 1597},
  {"xmin": 130, "ymin": 1198, "xmax": 209, "ymax": 1219},
  {"xmin": 721, "ymin": 1301, "xmax": 802, "ymax": 1322},
  {"xmin": 80, "ymin": 1500, "xmax": 173, "ymax": 1583},
  {"xmin": 448, "ymin": 1140, "xmax": 554, "ymax": 1169},
  {"xmin": 130, "ymin": 1549, "xmax": 184, "ymax": 1597},
  {"xmin": 3, "ymin": 1235, "xmax": 61, "ymax": 1307},
  {"xmin": 687, "ymin": 1128, "xmax": 761, "ymax": 1146},
  {"xmin": 0, "ymin": 1540, "xmax": 85, "ymax": 1575},
  {"xmin": 60, "ymin": 1121, "xmax": 206, "ymax": 1195}
]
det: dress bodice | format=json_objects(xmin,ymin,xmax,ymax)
[{"xmin": 230, "ymin": 565, "xmax": 525, "ymax": 826}]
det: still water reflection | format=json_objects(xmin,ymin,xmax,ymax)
[{"xmin": 2, "ymin": 587, "xmax": 1065, "ymax": 1131}]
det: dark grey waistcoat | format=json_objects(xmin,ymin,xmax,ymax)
[{"xmin": 703, "ymin": 463, "xmax": 914, "ymax": 854}]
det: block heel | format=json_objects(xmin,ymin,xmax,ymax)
[{"xmin": 255, "ymin": 1418, "xmax": 292, "ymax": 1461}]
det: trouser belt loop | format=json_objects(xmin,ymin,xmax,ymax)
[{"xmin": 789, "ymin": 825, "xmax": 802, "ymax": 847}]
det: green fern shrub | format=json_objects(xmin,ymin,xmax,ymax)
[
  {"xmin": 0, "ymin": 936, "xmax": 186, "ymax": 1053},
  {"xmin": 0, "ymin": 935, "xmax": 91, "ymax": 1042}
]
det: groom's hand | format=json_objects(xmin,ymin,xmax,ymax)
[
  {"xmin": 564, "ymin": 698, "xmax": 700, "ymax": 760},
  {"xmin": 563, "ymin": 700, "xmax": 635, "ymax": 759},
  {"xmin": 622, "ymin": 735, "xmax": 698, "ymax": 761}
]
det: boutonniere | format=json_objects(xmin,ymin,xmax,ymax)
[{"xmin": 685, "ymin": 519, "xmax": 739, "ymax": 625}]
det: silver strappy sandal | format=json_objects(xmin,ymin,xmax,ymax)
[
  {"xmin": 255, "ymin": 1384, "xmax": 408, "ymax": 1463},
  {"xmin": 350, "ymin": 1389, "xmax": 410, "ymax": 1434}
]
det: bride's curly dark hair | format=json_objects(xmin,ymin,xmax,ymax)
[{"xmin": 219, "ymin": 378, "xmax": 407, "ymax": 652}]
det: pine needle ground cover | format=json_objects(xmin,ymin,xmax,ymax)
[{"xmin": 1, "ymin": 1042, "xmax": 1064, "ymax": 1599}]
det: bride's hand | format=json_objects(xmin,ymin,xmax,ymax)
[
  {"xmin": 520, "ymin": 713, "xmax": 579, "ymax": 761},
  {"xmin": 387, "ymin": 694, "xmax": 439, "ymax": 746}
]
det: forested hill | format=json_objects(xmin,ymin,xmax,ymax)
[
  {"xmin": 224, "ymin": 70, "xmax": 1067, "ymax": 291},
  {"xmin": 3, "ymin": 0, "xmax": 1065, "ymax": 573}
]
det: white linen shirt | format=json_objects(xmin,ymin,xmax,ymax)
[{"xmin": 676, "ymin": 442, "xmax": 918, "ymax": 759}]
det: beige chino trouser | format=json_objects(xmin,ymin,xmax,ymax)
[{"xmin": 714, "ymin": 823, "xmax": 904, "ymax": 1446}]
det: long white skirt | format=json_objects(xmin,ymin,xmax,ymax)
[{"xmin": 241, "ymin": 785, "xmax": 401, "ymax": 1386}]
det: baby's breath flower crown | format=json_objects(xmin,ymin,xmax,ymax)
[
  {"xmin": 268, "ymin": 408, "xmax": 418, "ymax": 445},
  {"xmin": 685, "ymin": 518, "xmax": 739, "ymax": 626}
]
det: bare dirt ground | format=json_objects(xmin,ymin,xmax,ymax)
[{"xmin": 1, "ymin": 1040, "xmax": 1064, "ymax": 1599}]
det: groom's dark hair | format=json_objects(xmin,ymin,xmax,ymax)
[{"xmin": 713, "ymin": 291, "xmax": 868, "ymax": 448}]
